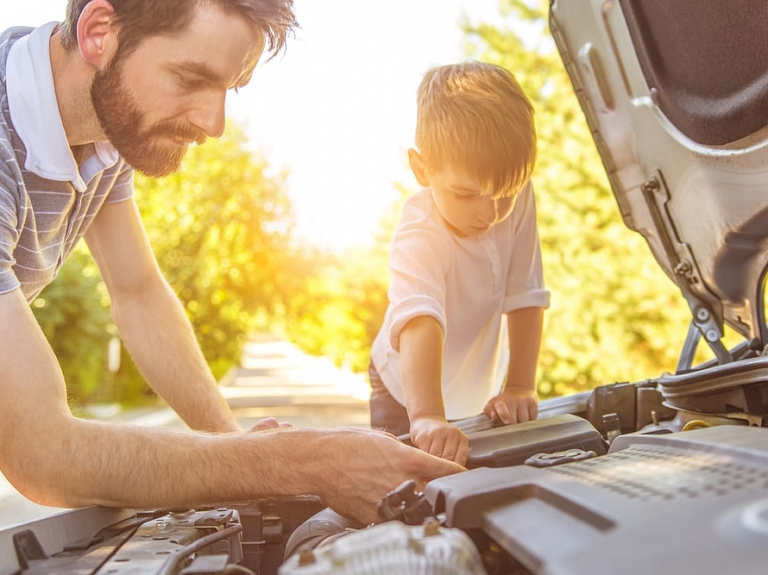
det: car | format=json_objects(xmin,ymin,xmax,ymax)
[{"xmin": 3, "ymin": 0, "xmax": 768, "ymax": 573}]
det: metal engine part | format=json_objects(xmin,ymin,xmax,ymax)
[{"xmin": 278, "ymin": 519, "xmax": 488, "ymax": 575}]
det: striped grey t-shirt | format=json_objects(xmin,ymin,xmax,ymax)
[{"xmin": 0, "ymin": 24, "xmax": 133, "ymax": 303}]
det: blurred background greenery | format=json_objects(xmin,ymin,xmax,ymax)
[{"xmin": 33, "ymin": 0, "xmax": 706, "ymax": 408}]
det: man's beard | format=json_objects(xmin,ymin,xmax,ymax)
[{"xmin": 90, "ymin": 58, "xmax": 206, "ymax": 178}]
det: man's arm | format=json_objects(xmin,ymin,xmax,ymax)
[
  {"xmin": 484, "ymin": 306, "xmax": 544, "ymax": 424},
  {"xmin": 84, "ymin": 199, "xmax": 238, "ymax": 433},
  {"xmin": 399, "ymin": 315, "xmax": 469, "ymax": 465},
  {"xmin": 0, "ymin": 287, "xmax": 463, "ymax": 523}
]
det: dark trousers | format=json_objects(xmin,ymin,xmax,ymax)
[{"xmin": 368, "ymin": 361, "xmax": 410, "ymax": 437}]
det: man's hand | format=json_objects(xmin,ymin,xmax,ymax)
[
  {"xmin": 409, "ymin": 416, "xmax": 469, "ymax": 466},
  {"xmin": 484, "ymin": 387, "xmax": 538, "ymax": 425},
  {"xmin": 307, "ymin": 427, "xmax": 465, "ymax": 524},
  {"xmin": 246, "ymin": 417, "xmax": 292, "ymax": 432}
]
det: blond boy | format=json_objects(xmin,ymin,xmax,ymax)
[{"xmin": 369, "ymin": 61, "xmax": 550, "ymax": 465}]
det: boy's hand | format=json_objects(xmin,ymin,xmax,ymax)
[
  {"xmin": 410, "ymin": 416, "xmax": 469, "ymax": 466},
  {"xmin": 484, "ymin": 387, "xmax": 538, "ymax": 425}
]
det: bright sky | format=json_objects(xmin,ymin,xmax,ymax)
[{"xmin": 2, "ymin": 1, "xmax": 505, "ymax": 251}]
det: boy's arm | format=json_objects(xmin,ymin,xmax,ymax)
[
  {"xmin": 484, "ymin": 306, "xmax": 544, "ymax": 425},
  {"xmin": 400, "ymin": 315, "xmax": 469, "ymax": 466}
]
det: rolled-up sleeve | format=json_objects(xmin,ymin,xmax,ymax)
[
  {"xmin": 388, "ymin": 294, "xmax": 447, "ymax": 352},
  {"xmin": 385, "ymin": 209, "xmax": 450, "ymax": 352}
]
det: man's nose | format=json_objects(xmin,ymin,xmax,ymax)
[{"xmin": 188, "ymin": 91, "xmax": 227, "ymax": 138}]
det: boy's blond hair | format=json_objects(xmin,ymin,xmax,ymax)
[{"xmin": 415, "ymin": 61, "xmax": 536, "ymax": 198}]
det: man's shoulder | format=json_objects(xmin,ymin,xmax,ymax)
[
  {"xmin": 0, "ymin": 26, "xmax": 22, "ymax": 180},
  {"xmin": 0, "ymin": 63, "xmax": 20, "ymax": 183},
  {"xmin": 0, "ymin": 27, "xmax": 33, "ymax": 104},
  {"xmin": 0, "ymin": 27, "xmax": 34, "ymax": 41},
  {"xmin": 0, "ymin": 27, "xmax": 34, "ymax": 65},
  {"xmin": 0, "ymin": 27, "xmax": 34, "ymax": 107},
  {"xmin": 0, "ymin": 120, "xmax": 23, "ymax": 202}
]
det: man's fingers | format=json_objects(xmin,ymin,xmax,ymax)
[
  {"xmin": 419, "ymin": 455, "xmax": 466, "ymax": 479},
  {"xmin": 246, "ymin": 417, "xmax": 292, "ymax": 432}
]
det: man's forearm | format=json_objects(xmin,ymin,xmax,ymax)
[
  {"xmin": 0, "ymin": 290, "xmax": 464, "ymax": 526},
  {"xmin": 3, "ymin": 412, "xmax": 463, "ymax": 525},
  {"xmin": 6, "ymin": 417, "xmax": 297, "ymax": 509},
  {"xmin": 112, "ymin": 279, "xmax": 239, "ymax": 433}
]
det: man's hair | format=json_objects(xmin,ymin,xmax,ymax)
[
  {"xmin": 415, "ymin": 61, "xmax": 536, "ymax": 197},
  {"xmin": 60, "ymin": 0, "xmax": 297, "ymax": 61}
]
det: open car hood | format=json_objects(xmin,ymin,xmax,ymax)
[{"xmin": 549, "ymin": 0, "xmax": 768, "ymax": 368}]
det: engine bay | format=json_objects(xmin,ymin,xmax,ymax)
[{"xmin": 4, "ymin": 376, "xmax": 767, "ymax": 575}]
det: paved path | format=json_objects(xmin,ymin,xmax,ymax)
[
  {"xmin": 0, "ymin": 339, "xmax": 371, "ymax": 527},
  {"xmin": 220, "ymin": 338, "xmax": 371, "ymax": 429}
]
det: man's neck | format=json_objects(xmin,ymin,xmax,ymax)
[
  {"xmin": 71, "ymin": 143, "xmax": 96, "ymax": 167},
  {"xmin": 48, "ymin": 29, "xmax": 106, "ymax": 147}
]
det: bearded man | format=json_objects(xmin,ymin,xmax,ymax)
[{"xmin": 0, "ymin": 0, "xmax": 462, "ymax": 525}]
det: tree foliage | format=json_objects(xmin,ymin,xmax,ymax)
[
  {"xmin": 461, "ymin": 0, "xmax": 695, "ymax": 396},
  {"xmin": 32, "ymin": 2, "xmax": 715, "ymax": 408},
  {"xmin": 135, "ymin": 124, "xmax": 294, "ymax": 379},
  {"xmin": 274, "ymin": 183, "xmax": 411, "ymax": 374},
  {"xmin": 33, "ymin": 124, "xmax": 294, "ymax": 404},
  {"xmin": 282, "ymin": 0, "xmax": 703, "ymax": 397}
]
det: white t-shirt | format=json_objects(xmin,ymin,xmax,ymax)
[{"xmin": 370, "ymin": 183, "xmax": 550, "ymax": 420}]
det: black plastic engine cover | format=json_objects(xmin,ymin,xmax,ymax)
[
  {"xmin": 465, "ymin": 413, "xmax": 606, "ymax": 469},
  {"xmin": 426, "ymin": 425, "xmax": 768, "ymax": 575}
]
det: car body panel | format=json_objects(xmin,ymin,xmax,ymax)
[{"xmin": 550, "ymin": 0, "xmax": 768, "ymax": 353}]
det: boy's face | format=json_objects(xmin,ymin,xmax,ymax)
[
  {"xmin": 408, "ymin": 150, "xmax": 518, "ymax": 237},
  {"xmin": 90, "ymin": 3, "xmax": 265, "ymax": 177}
]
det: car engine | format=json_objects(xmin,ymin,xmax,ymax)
[{"xmin": 4, "ymin": 377, "xmax": 767, "ymax": 575}]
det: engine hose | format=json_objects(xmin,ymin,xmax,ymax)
[
  {"xmin": 283, "ymin": 508, "xmax": 365, "ymax": 560},
  {"xmin": 221, "ymin": 565, "xmax": 257, "ymax": 575},
  {"xmin": 156, "ymin": 524, "xmax": 244, "ymax": 575},
  {"xmin": 682, "ymin": 419, "xmax": 712, "ymax": 431}
]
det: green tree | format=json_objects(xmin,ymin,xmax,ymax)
[
  {"xmin": 33, "ymin": 123, "xmax": 294, "ymax": 404},
  {"xmin": 274, "ymin": 183, "xmax": 412, "ymax": 375},
  {"xmin": 276, "ymin": 2, "xmax": 702, "ymax": 401},
  {"xmin": 463, "ymin": 0, "xmax": 694, "ymax": 396},
  {"xmin": 134, "ymin": 124, "xmax": 294, "ymax": 380}
]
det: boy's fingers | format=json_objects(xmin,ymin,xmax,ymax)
[
  {"xmin": 429, "ymin": 441, "xmax": 446, "ymax": 459},
  {"xmin": 516, "ymin": 404, "xmax": 530, "ymax": 423},
  {"xmin": 454, "ymin": 436, "xmax": 470, "ymax": 466},
  {"xmin": 495, "ymin": 401, "xmax": 514, "ymax": 424}
]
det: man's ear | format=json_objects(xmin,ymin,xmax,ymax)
[
  {"xmin": 407, "ymin": 148, "xmax": 431, "ymax": 188},
  {"xmin": 77, "ymin": 0, "xmax": 119, "ymax": 67}
]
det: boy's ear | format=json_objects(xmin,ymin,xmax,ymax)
[
  {"xmin": 407, "ymin": 149, "xmax": 431, "ymax": 188},
  {"xmin": 77, "ymin": 0, "xmax": 119, "ymax": 67}
]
